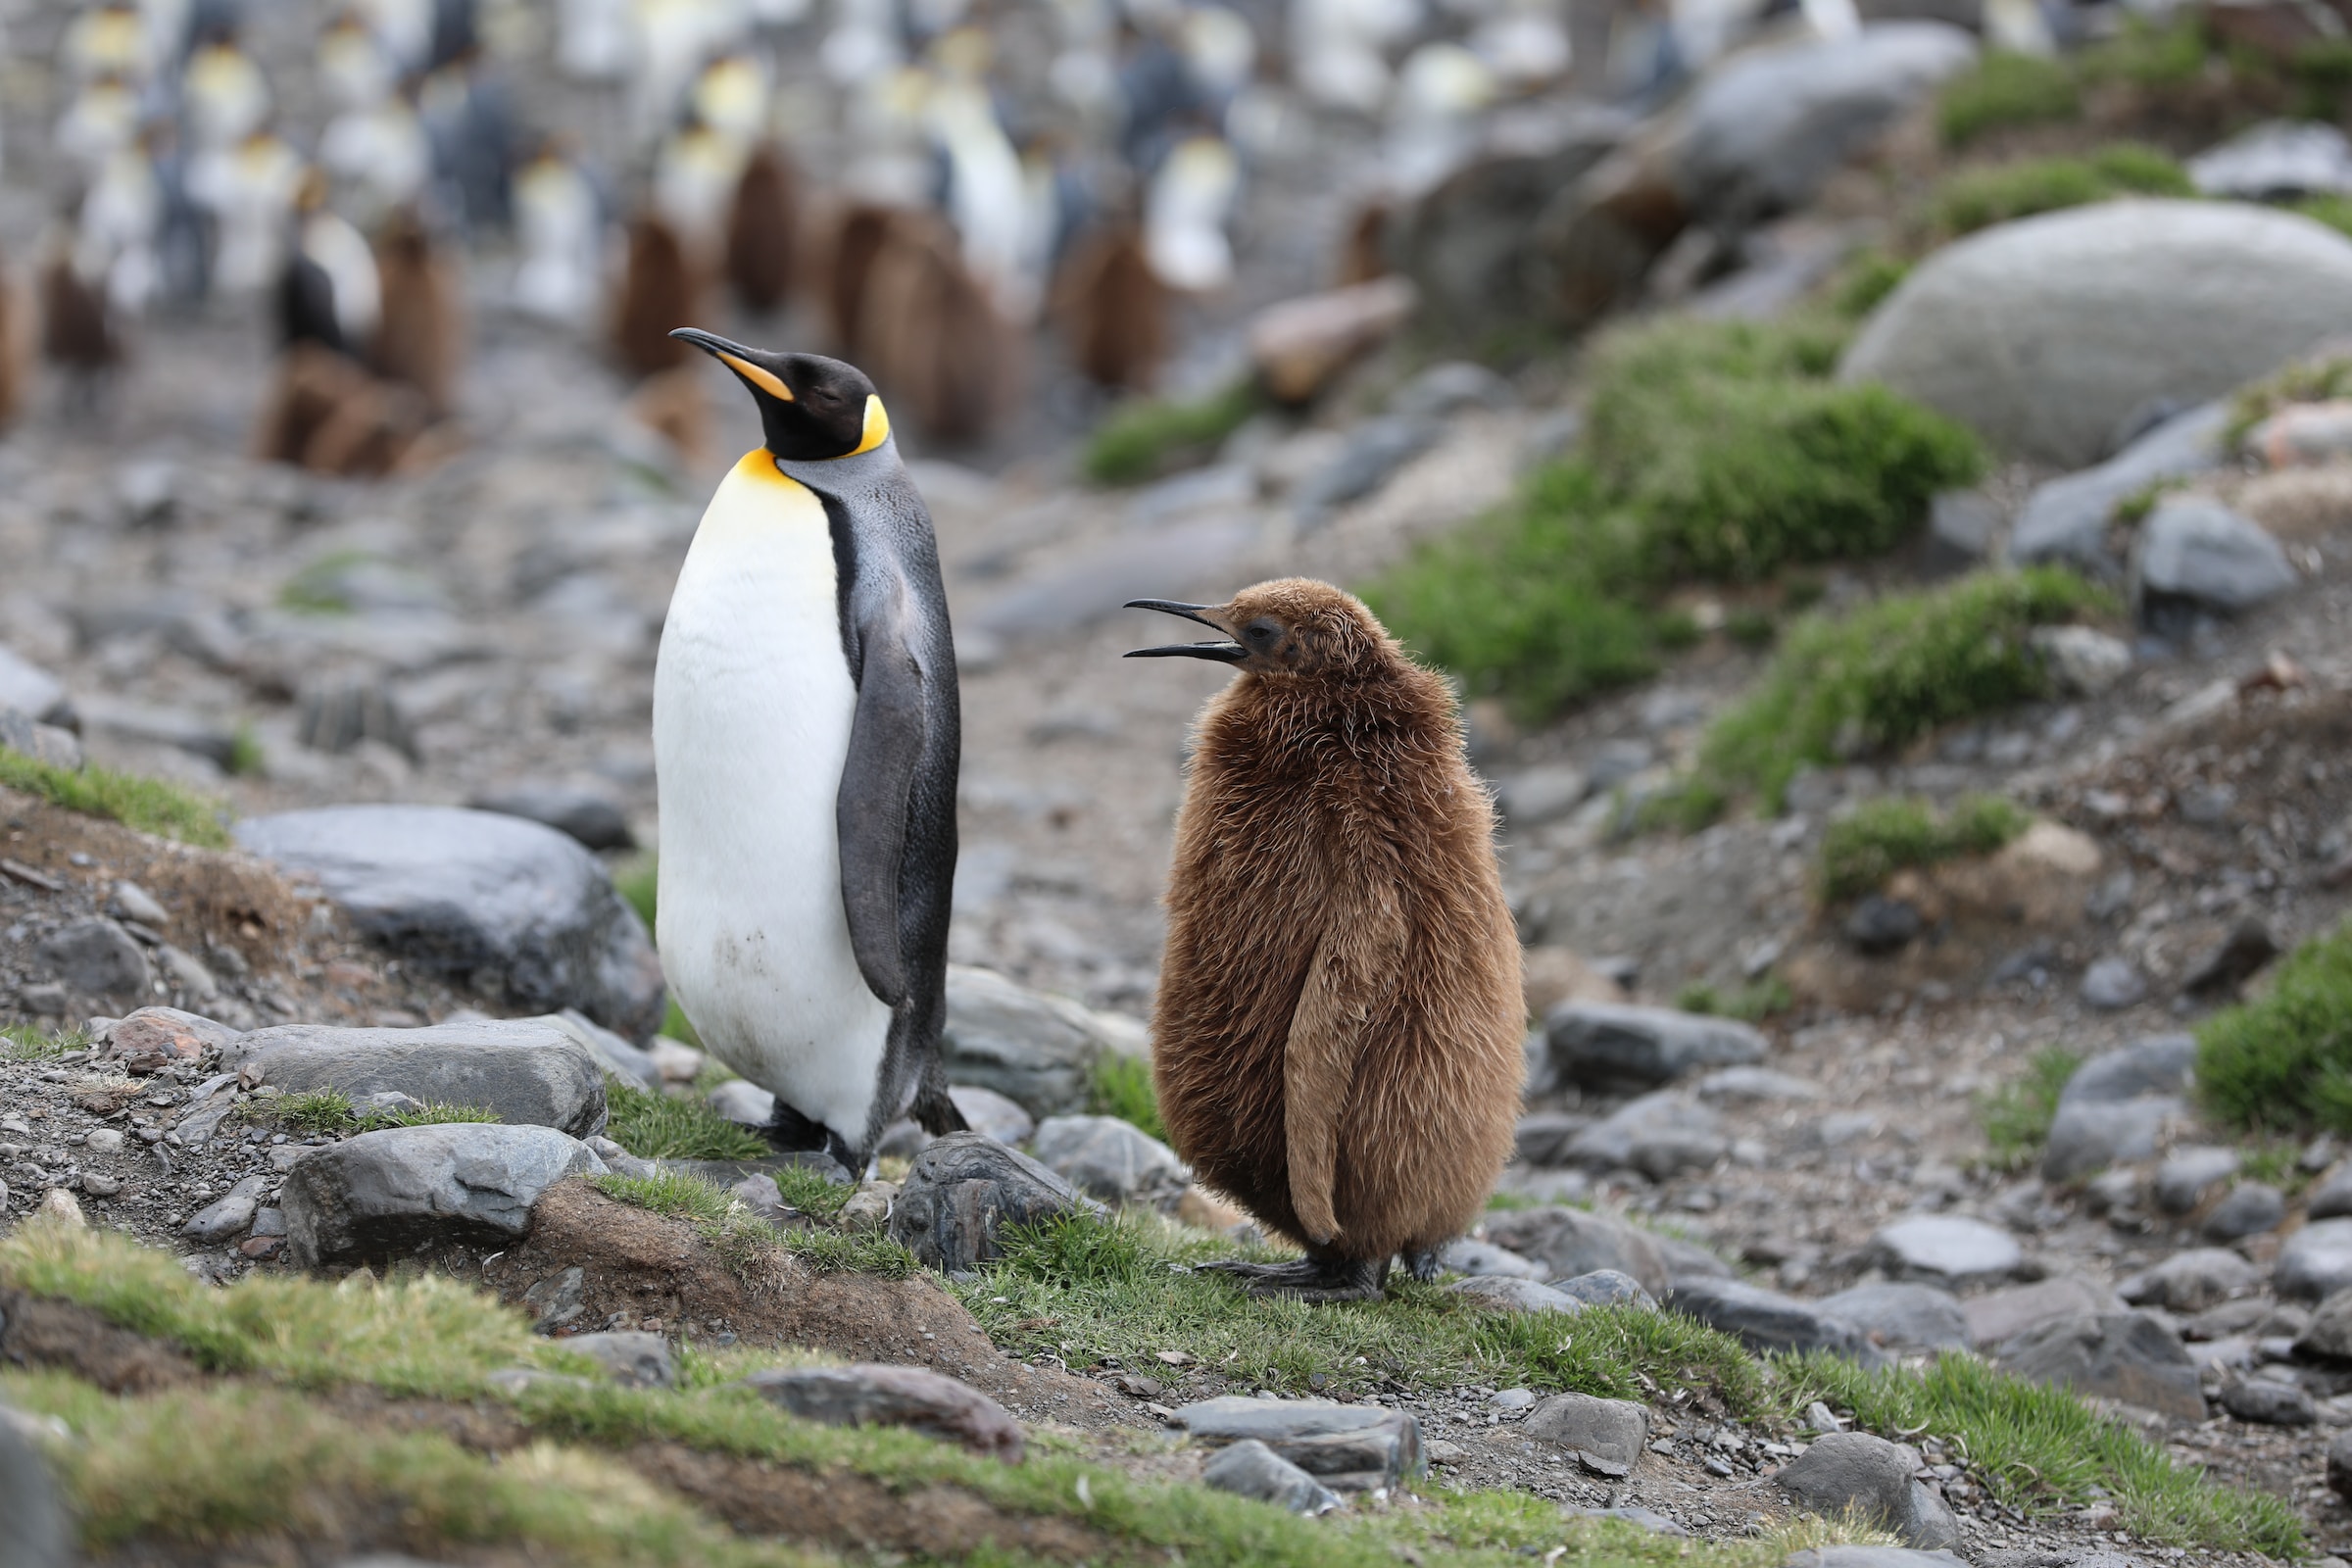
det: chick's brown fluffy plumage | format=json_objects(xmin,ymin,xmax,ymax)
[{"xmin": 1148, "ymin": 579, "xmax": 1523, "ymax": 1263}]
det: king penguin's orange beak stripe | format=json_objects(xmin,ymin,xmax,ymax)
[{"xmin": 717, "ymin": 351, "xmax": 794, "ymax": 402}]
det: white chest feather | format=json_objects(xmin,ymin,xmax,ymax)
[{"xmin": 653, "ymin": 451, "xmax": 894, "ymax": 1144}]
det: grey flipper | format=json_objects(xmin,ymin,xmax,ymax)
[{"xmin": 836, "ymin": 580, "xmax": 925, "ymax": 1006}]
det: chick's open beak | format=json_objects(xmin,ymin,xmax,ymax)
[{"xmin": 1123, "ymin": 599, "xmax": 1246, "ymax": 662}]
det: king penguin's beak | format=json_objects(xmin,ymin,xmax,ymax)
[
  {"xmin": 1123, "ymin": 599, "xmax": 1247, "ymax": 662},
  {"xmin": 669, "ymin": 327, "xmax": 795, "ymax": 403}
]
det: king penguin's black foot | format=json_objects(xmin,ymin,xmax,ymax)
[
  {"xmin": 1402, "ymin": 1247, "xmax": 1443, "ymax": 1284},
  {"xmin": 1198, "ymin": 1256, "xmax": 1389, "ymax": 1304},
  {"xmin": 762, "ymin": 1100, "xmax": 858, "ymax": 1175}
]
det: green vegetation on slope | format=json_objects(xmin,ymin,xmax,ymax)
[
  {"xmin": 2197, "ymin": 920, "xmax": 2352, "ymax": 1131},
  {"xmin": 0, "ymin": 749, "xmax": 231, "ymax": 848},
  {"xmin": 1816, "ymin": 794, "xmax": 2032, "ymax": 903},
  {"xmin": 1089, "ymin": 1051, "xmax": 1167, "ymax": 1142},
  {"xmin": 248, "ymin": 1089, "xmax": 504, "ymax": 1136},
  {"xmin": 602, "ymin": 1077, "xmax": 771, "ymax": 1162},
  {"xmin": 1978, "ymin": 1047, "xmax": 2085, "ymax": 1172},
  {"xmin": 1364, "ymin": 318, "xmax": 1983, "ymax": 721},
  {"xmin": 1937, "ymin": 50, "xmax": 2082, "ymax": 147},
  {"xmin": 1931, "ymin": 143, "xmax": 2191, "ymax": 237},
  {"xmin": 2224, "ymin": 351, "xmax": 2352, "ymax": 449},
  {"xmin": 1690, "ymin": 568, "xmax": 2111, "ymax": 813},
  {"xmin": 1083, "ymin": 381, "xmax": 1263, "ymax": 486},
  {"xmin": 2, "ymin": 1024, "xmax": 88, "ymax": 1061}
]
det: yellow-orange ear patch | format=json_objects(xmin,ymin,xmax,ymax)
[
  {"xmin": 717, "ymin": 351, "xmax": 794, "ymax": 402},
  {"xmin": 851, "ymin": 394, "xmax": 890, "ymax": 456}
]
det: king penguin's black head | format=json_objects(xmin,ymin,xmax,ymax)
[{"xmin": 669, "ymin": 329, "xmax": 890, "ymax": 461}]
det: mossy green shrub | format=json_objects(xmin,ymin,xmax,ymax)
[
  {"xmin": 1365, "ymin": 318, "xmax": 1983, "ymax": 720},
  {"xmin": 1930, "ymin": 143, "xmax": 2192, "ymax": 237},
  {"xmin": 2197, "ymin": 921, "xmax": 2352, "ymax": 1131},
  {"xmin": 1817, "ymin": 794, "xmax": 2032, "ymax": 903},
  {"xmin": 0, "ymin": 750, "xmax": 231, "ymax": 849},
  {"xmin": 1082, "ymin": 381, "xmax": 1262, "ymax": 486},
  {"xmin": 1936, "ymin": 51, "xmax": 2082, "ymax": 147},
  {"xmin": 1695, "ymin": 568, "xmax": 2110, "ymax": 812}
]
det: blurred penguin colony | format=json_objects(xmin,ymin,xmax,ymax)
[{"xmin": 0, "ymin": 0, "xmax": 1875, "ymax": 467}]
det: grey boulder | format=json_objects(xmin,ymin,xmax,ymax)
[
  {"xmin": 2205, "ymin": 1183, "xmax": 2286, "ymax": 1242},
  {"xmin": 2061, "ymin": 1034, "xmax": 2198, "ymax": 1105},
  {"xmin": 1544, "ymin": 1002, "xmax": 1766, "ymax": 1090},
  {"xmin": 1522, "ymin": 1392, "xmax": 1647, "ymax": 1476},
  {"xmin": 221, "ymin": 1018, "xmax": 608, "ymax": 1138},
  {"xmin": 1863, "ymin": 1214, "xmax": 2021, "ymax": 1286},
  {"xmin": 1842, "ymin": 200, "xmax": 2352, "ymax": 467},
  {"xmin": 1667, "ymin": 1278, "xmax": 1869, "ymax": 1358},
  {"xmin": 2153, "ymin": 1147, "xmax": 2241, "ymax": 1213},
  {"xmin": 235, "ymin": 807, "xmax": 663, "ymax": 1039},
  {"xmin": 1773, "ymin": 1430, "xmax": 1959, "ymax": 1550},
  {"xmin": 2313, "ymin": 1161, "xmax": 2352, "ymax": 1221},
  {"xmin": 0, "ymin": 1400, "xmax": 69, "ymax": 1568},
  {"xmin": 2299, "ymin": 1287, "xmax": 2352, "ymax": 1360},
  {"xmin": 939, "ymin": 965, "xmax": 1148, "ymax": 1117},
  {"xmin": 2188, "ymin": 120, "xmax": 2352, "ymax": 201},
  {"xmin": 1551, "ymin": 1268, "xmax": 1657, "ymax": 1308},
  {"xmin": 740, "ymin": 1363, "xmax": 1024, "ymax": 1460},
  {"xmin": 2080, "ymin": 957, "xmax": 2148, "ymax": 1011},
  {"xmin": 1816, "ymin": 1283, "xmax": 1969, "ymax": 1352},
  {"xmin": 949, "ymin": 1084, "xmax": 1035, "ymax": 1146},
  {"xmin": 1028, "ymin": 1114, "xmax": 1189, "ymax": 1205},
  {"xmin": 2131, "ymin": 497, "xmax": 2297, "ymax": 617},
  {"xmin": 36, "ymin": 917, "xmax": 152, "ymax": 1002},
  {"xmin": 0, "ymin": 647, "xmax": 71, "ymax": 727},
  {"xmin": 1173, "ymin": 1396, "xmax": 1424, "ymax": 1490},
  {"xmin": 1435, "ymin": 1238, "xmax": 1545, "ymax": 1279},
  {"xmin": 467, "ymin": 783, "xmax": 636, "ymax": 852},
  {"xmin": 558, "ymin": 1330, "xmax": 675, "ymax": 1389},
  {"xmin": 2278, "ymin": 1218, "xmax": 2352, "ymax": 1300},
  {"xmin": 1964, "ymin": 1276, "xmax": 2124, "ymax": 1348},
  {"xmin": 2008, "ymin": 404, "xmax": 2227, "ymax": 577},
  {"xmin": 1200, "ymin": 1439, "xmax": 1342, "ymax": 1514},
  {"xmin": 280, "ymin": 1123, "xmax": 605, "ymax": 1265},
  {"xmin": 1561, "ymin": 1091, "xmax": 1726, "ymax": 1178},
  {"xmin": 2041, "ymin": 1034, "xmax": 2196, "ymax": 1182},
  {"xmin": 2222, "ymin": 1377, "xmax": 2315, "ymax": 1425},
  {"xmin": 2120, "ymin": 1248, "xmax": 2263, "ymax": 1312},
  {"xmin": 1447, "ymin": 1276, "xmax": 1584, "ymax": 1314},
  {"xmin": 1995, "ymin": 1311, "xmax": 2206, "ymax": 1419},
  {"xmin": 888, "ymin": 1131, "xmax": 1101, "ymax": 1272},
  {"xmin": 1484, "ymin": 1205, "xmax": 1669, "ymax": 1296}
]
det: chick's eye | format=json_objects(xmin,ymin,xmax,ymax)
[{"xmin": 1245, "ymin": 620, "xmax": 1280, "ymax": 646}]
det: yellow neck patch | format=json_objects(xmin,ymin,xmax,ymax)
[{"xmin": 850, "ymin": 394, "xmax": 891, "ymax": 456}]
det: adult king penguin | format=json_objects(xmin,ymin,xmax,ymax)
[
  {"xmin": 1126, "ymin": 579, "xmax": 1524, "ymax": 1301},
  {"xmin": 656, "ymin": 331, "xmax": 967, "ymax": 1170}
]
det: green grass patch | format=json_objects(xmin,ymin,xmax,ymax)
[
  {"xmin": 2295, "ymin": 192, "xmax": 2352, "ymax": 239},
  {"xmin": 250, "ymin": 1088, "xmax": 502, "ymax": 1136},
  {"xmin": 1364, "ymin": 318, "xmax": 1982, "ymax": 721},
  {"xmin": 603, "ymin": 1077, "xmax": 771, "ymax": 1161},
  {"xmin": 615, "ymin": 854, "xmax": 659, "ymax": 933},
  {"xmin": 1088, "ymin": 1052, "xmax": 1166, "ymax": 1142},
  {"xmin": 1979, "ymin": 1048, "xmax": 2083, "ymax": 1172},
  {"xmin": 1930, "ymin": 143, "xmax": 2191, "ymax": 237},
  {"xmin": 1817, "ymin": 794, "xmax": 2031, "ymax": 904},
  {"xmin": 2197, "ymin": 920, "xmax": 2352, "ymax": 1132},
  {"xmin": 1673, "ymin": 976, "xmax": 1792, "ymax": 1023},
  {"xmin": 1830, "ymin": 250, "xmax": 1911, "ymax": 318},
  {"xmin": 1082, "ymin": 380, "xmax": 1262, "ymax": 486},
  {"xmin": 1692, "ymin": 567, "xmax": 2110, "ymax": 812},
  {"xmin": 590, "ymin": 1168, "xmax": 899, "ymax": 1277},
  {"xmin": 1936, "ymin": 50, "xmax": 2082, "ymax": 147},
  {"xmin": 0, "ymin": 750, "xmax": 231, "ymax": 848},
  {"xmin": 2079, "ymin": 14, "xmax": 2211, "ymax": 89},
  {"xmin": 2, "ymin": 1023, "xmax": 88, "ymax": 1060}
]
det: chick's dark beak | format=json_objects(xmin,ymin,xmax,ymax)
[{"xmin": 1123, "ymin": 599, "xmax": 1246, "ymax": 662}]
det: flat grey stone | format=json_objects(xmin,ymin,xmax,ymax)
[
  {"xmin": 949, "ymin": 1084, "xmax": 1034, "ymax": 1146},
  {"xmin": 2313, "ymin": 1163, "xmax": 2352, "ymax": 1222},
  {"xmin": 0, "ymin": 1399, "xmax": 69, "ymax": 1568},
  {"xmin": 966, "ymin": 521, "xmax": 1257, "ymax": 643},
  {"xmin": 1029, "ymin": 1114, "xmax": 1189, "ymax": 1205},
  {"xmin": 1494, "ymin": 764, "xmax": 1591, "ymax": 827},
  {"xmin": 2222, "ymin": 1377, "xmax": 2315, "ymax": 1425},
  {"xmin": 2205, "ymin": 1183, "xmax": 2286, "ymax": 1242},
  {"xmin": 221, "ymin": 1018, "xmax": 606, "ymax": 1138},
  {"xmin": 2278, "ymin": 1219, "xmax": 2352, "ymax": 1301},
  {"xmin": 2132, "ymin": 496, "xmax": 2297, "ymax": 616},
  {"xmin": 741, "ymin": 1364, "xmax": 1024, "ymax": 1460},
  {"xmin": 1573, "ymin": 1505, "xmax": 1688, "ymax": 1536},
  {"xmin": 182, "ymin": 1175, "xmax": 268, "ymax": 1243},
  {"xmin": 2041, "ymin": 1097, "xmax": 2185, "ymax": 1183},
  {"xmin": 0, "ymin": 710, "xmax": 80, "ymax": 770},
  {"xmin": 2190, "ymin": 120, "xmax": 2352, "ymax": 200},
  {"xmin": 2120, "ymin": 1248, "xmax": 2263, "ymax": 1312},
  {"xmin": 2154, "ymin": 1147, "xmax": 2241, "ymax": 1213},
  {"xmin": 1484, "ymin": 1206, "xmax": 1670, "ymax": 1296},
  {"xmin": 2061, "ymin": 1035, "xmax": 2199, "ymax": 1106},
  {"xmin": 1774, "ymin": 1431, "xmax": 1957, "ymax": 1549},
  {"xmin": 1865, "ymin": 1214, "xmax": 2021, "ymax": 1286},
  {"xmin": 1544, "ymin": 1003, "xmax": 1766, "ymax": 1090},
  {"xmin": 1523, "ymin": 1392, "xmax": 1647, "ymax": 1474},
  {"xmin": 235, "ymin": 807, "xmax": 663, "ymax": 1039},
  {"xmin": 547, "ymin": 1009, "xmax": 661, "ymax": 1091},
  {"xmin": 1294, "ymin": 415, "xmax": 1442, "ymax": 526},
  {"xmin": 1200, "ymin": 1439, "xmax": 1342, "ymax": 1513},
  {"xmin": 1667, "ymin": 1277, "xmax": 1869, "ymax": 1358},
  {"xmin": 1391, "ymin": 361, "xmax": 1517, "ymax": 419},
  {"xmin": 1652, "ymin": 1233, "xmax": 1736, "ymax": 1287},
  {"xmin": 1562, "ymin": 1092, "xmax": 1725, "ymax": 1179},
  {"xmin": 1447, "ymin": 1276, "xmax": 1584, "ymax": 1314},
  {"xmin": 888, "ymin": 1131, "xmax": 1100, "ymax": 1273},
  {"xmin": 1551, "ymin": 1268, "xmax": 1657, "ymax": 1308},
  {"xmin": 0, "ymin": 648, "xmax": 69, "ymax": 726},
  {"xmin": 1693, "ymin": 1067, "xmax": 1821, "ymax": 1102},
  {"xmin": 280, "ymin": 1123, "xmax": 605, "ymax": 1266},
  {"xmin": 1786, "ymin": 1550, "xmax": 1967, "ymax": 1568},
  {"xmin": 2081, "ymin": 957, "xmax": 2148, "ymax": 1010},
  {"xmin": 557, "ymin": 1330, "xmax": 675, "ymax": 1389},
  {"xmin": 467, "ymin": 784, "xmax": 635, "ymax": 852},
  {"xmin": 36, "ymin": 918, "xmax": 151, "ymax": 1002},
  {"xmin": 1995, "ymin": 1311, "xmax": 2206, "ymax": 1419},
  {"xmin": 1514, "ymin": 1111, "xmax": 1587, "ymax": 1166},
  {"xmin": 2030, "ymin": 625, "xmax": 2133, "ymax": 697},
  {"xmin": 1816, "ymin": 1283, "xmax": 1969, "ymax": 1351},
  {"xmin": 1843, "ymin": 200, "xmax": 2352, "ymax": 468},
  {"xmin": 2008, "ymin": 405, "xmax": 2227, "ymax": 576},
  {"xmin": 938, "ymin": 965, "xmax": 1147, "ymax": 1117},
  {"xmin": 1173, "ymin": 1396, "xmax": 1424, "ymax": 1489},
  {"xmin": 1436, "ymin": 1238, "xmax": 1545, "ymax": 1279},
  {"xmin": 2298, "ymin": 1287, "xmax": 2352, "ymax": 1359},
  {"xmin": 1964, "ymin": 1276, "xmax": 2123, "ymax": 1348},
  {"xmin": 523, "ymin": 1265, "xmax": 587, "ymax": 1331}
]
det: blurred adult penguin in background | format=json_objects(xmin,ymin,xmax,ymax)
[
  {"xmin": 190, "ymin": 124, "xmax": 302, "ymax": 296},
  {"xmin": 513, "ymin": 137, "xmax": 605, "ymax": 320}
]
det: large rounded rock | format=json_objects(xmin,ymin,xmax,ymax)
[
  {"xmin": 2131, "ymin": 496, "xmax": 2298, "ymax": 615},
  {"xmin": 1667, "ymin": 1277, "xmax": 1871, "ymax": 1358},
  {"xmin": 1995, "ymin": 1311, "xmax": 2206, "ymax": 1419},
  {"xmin": 236, "ymin": 807, "xmax": 663, "ymax": 1038},
  {"xmin": 1774, "ymin": 1431, "xmax": 1959, "ymax": 1549},
  {"xmin": 1864, "ymin": 1215, "xmax": 2022, "ymax": 1286},
  {"xmin": 221, "ymin": 1018, "xmax": 608, "ymax": 1137},
  {"xmin": 280, "ymin": 1123, "xmax": 606, "ymax": 1265},
  {"xmin": 2278, "ymin": 1218, "xmax": 2352, "ymax": 1300},
  {"xmin": 1028, "ymin": 1114, "xmax": 1189, "ymax": 1205},
  {"xmin": 1841, "ymin": 201, "xmax": 2352, "ymax": 467},
  {"xmin": 1816, "ymin": 1283, "xmax": 1970, "ymax": 1351},
  {"xmin": 1483, "ymin": 1205, "xmax": 1670, "ymax": 1296},
  {"xmin": 1543, "ymin": 1003, "xmax": 1767, "ymax": 1091}
]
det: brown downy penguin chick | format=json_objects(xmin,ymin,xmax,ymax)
[
  {"xmin": 1127, "ymin": 579, "xmax": 1524, "ymax": 1302},
  {"xmin": 40, "ymin": 229, "xmax": 119, "ymax": 405},
  {"xmin": 372, "ymin": 208, "xmax": 463, "ymax": 417},
  {"xmin": 1056, "ymin": 223, "xmax": 1167, "ymax": 391},
  {"xmin": 858, "ymin": 209, "xmax": 1019, "ymax": 444},
  {"xmin": 612, "ymin": 213, "xmax": 698, "ymax": 378},
  {"xmin": 824, "ymin": 203, "xmax": 896, "ymax": 359},
  {"xmin": 724, "ymin": 141, "xmax": 799, "ymax": 314}
]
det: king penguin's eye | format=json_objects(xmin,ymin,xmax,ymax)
[{"xmin": 1246, "ymin": 620, "xmax": 1280, "ymax": 646}]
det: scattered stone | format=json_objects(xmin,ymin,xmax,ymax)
[
  {"xmin": 1845, "ymin": 896, "xmax": 1923, "ymax": 956},
  {"xmin": 1865, "ymin": 1214, "xmax": 2021, "ymax": 1286},
  {"xmin": 2030, "ymin": 625, "xmax": 2134, "ymax": 697},
  {"xmin": 0, "ymin": 1393, "xmax": 70, "ymax": 1568},
  {"xmin": 1692, "ymin": 1067, "xmax": 1821, "ymax": 1102},
  {"xmin": 1484, "ymin": 1206, "xmax": 1670, "ymax": 1296},
  {"xmin": 1544, "ymin": 1003, "xmax": 1766, "ymax": 1090},
  {"xmin": 1968, "ymin": 1277, "xmax": 2128, "ymax": 1348},
  {"xmin": 1494, "ymin": 764, "xmax": 1592, "ymax": 827},
  {"xmin": 1995, "ymin": 1311, "xmax": 2206, "ymax": 1419},
  {"xmin": 1523, "ymin": 1392, "xmax": 1647, "ymax": 1476},
  {"xmin": 2132, "ymin": 496, "xmax": 2298, "ymax": 617},
  {"xmin": 2304, "ymin": 1289, "xmax": 2352, "ymax": 1361},
  {"xmin": 1774, "ymin": 1431, "xmax": 1959, "ymax": 1550},
  {"xmin": 2205, "ymin": 1183, "xmax": 2286, "ymax": 1242},
  {"xmin": 1435, "ymin": 1239, "xmax": 1545, "ymax": 1279},
  {"xmin": 35, "ymin": 918, "xmax": 152, "ymax": 1002},
  {"xmin": 2222, "ymin": 1377, "xmax": 2316, "ymax": 1425},
  {"xmin": 2154, "ymin": 1147, "xmax": 2242, "ymax": 1213},
  {"xmin": 0, "ymin": 710, "xmax": 80, "ymax": 770},
  {"xmin": 1816, "ymin": 1283, "xmax": 1970, "ymax": 1352},
  {"xmin": 234, "ymin": 806, "xmax": 664, "ymax": 1038},
  {"xmin": 888, "ymin": 1132, "xmax": 1100, "ymax": 1273},
  {"xmin": 938, "ymin": 966, "xmax": 1147, "ymax": 1117},
  {"xmin": 2080, "ymin": 957, "xmax": 2148, "ymax": 1010},
  {"xmin": 2121, "ymin": 1248, "xmax": 2264, "ymax": 1312},
  {"xmin": 1561, "ymin": 1092, "xmax": 1724, "ymax": 1178},
  {"xmin": 948, "ymin": 1085, "xmax": 1035, "ymax": 1146},
  {"xmin": 2189, "ymin": 120, "xmax": 2352, "ymax": 200},
  {"xmin": 181, "ymin": 1175, "xmax": 268, "ymax": 1243},
  {"xmin": 2330, "ymin": 1429, "xmax": 2352, "ymax": 1502},
  {"xmin": 2278, "ymin": 1218, "xmax": 2352, "ymax": 1300},
  {"xmin": 1842, "ymin": 200, "xmax": 2352, "ymax": 468},
  {"xmin": 1447, "ymin": 1276, "xmax": 1584, "ymax": 1314},
  {"xmin": 2180, "ymin": 919, "xmax": 2281, "ymax": 999},
  {"xmin": 1666, "ymin": 1278, "xmax": 1869, "ymax": 1358},
  {"xmin": 2042, "ymin": 1035, "xmax": 2194, "ymax": 1181},
  {"xmin": 1173, "ymin": 1396, "xmax": 1424, "ymax": 1490},
  {"xmin": 222, "ymin": 1018, "xmax": 608, "ymax": 1138},
  {"xmin": 1028, "ymin": 1114, "xmax": 1189, "ymax": 1205},
  {"xmin": 2311, "ymin": 1163, "xmax": 2352, "ymax": 1221},
  {"xmin": 1650, "ymin": 1234, "xmax": 1737, "ymax": 1286},
  {"xmin": 110, "ymin": 1007, "xmax": 240, "ymax": 1072},
  {"xmin": 467, "ymin": 784, "xmax": 636, "ymax": 852},
  {"xmin": 523, "ymin": 1266, "xmax": 588, "ymax": 1331},
  {"xmin": 1572, "ymin": 1505, "xmax": 1688, "ymax": 1536},
  {"xmin": 1550, "ymin": 1269, "xmax": 1656, "ymax": 1308},
  {"xmin": 1200, "ymin": 1439, "xmax": 1343, "ymax": 1514},
  {"xmin": 280, "ymin": 1124, "xmax": 605, "ymax": 1266},
  {"xmin": 556, "ymin": 1331, "xmax": 675, "ymax": 1389},
  {"xmin": 741, "ymin": 1364, "xmax": 1025, "ymax": 1461}
]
